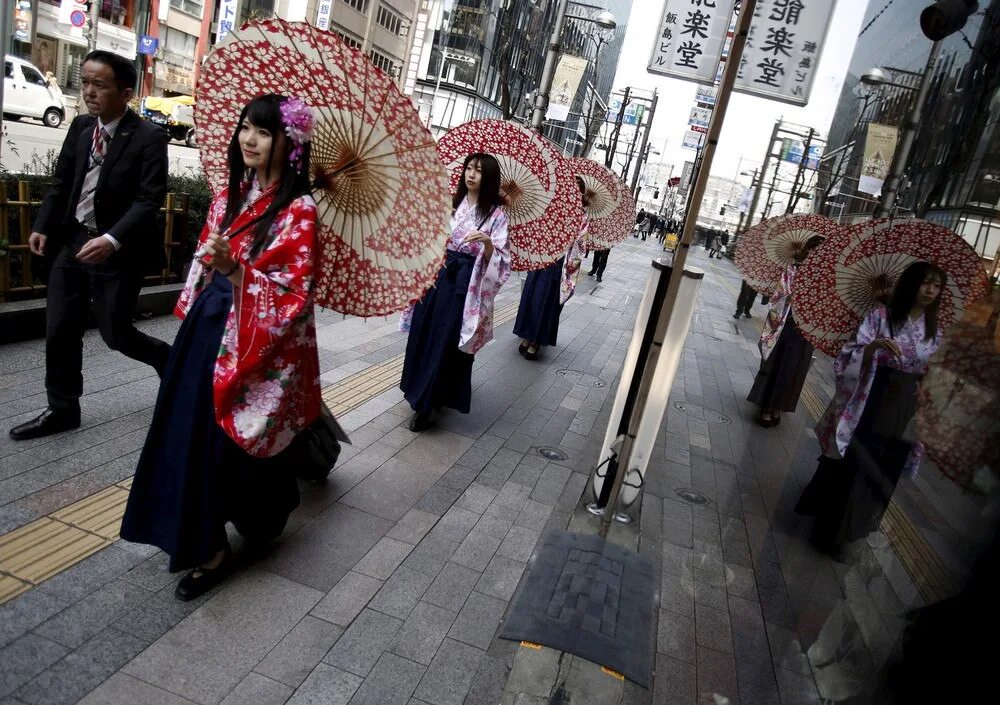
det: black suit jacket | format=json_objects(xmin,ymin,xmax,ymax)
[{"xmin": 34, "ymin": 109, "xmax": 169, "ymax": 268}]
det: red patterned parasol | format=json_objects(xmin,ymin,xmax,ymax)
[
  {"xmin": 436, "ymin": 119, "xmax": 584, "ymax": 271},
  {"xmin": 917, "ymin": 290, "xmax": 1000, "ymax": 491},
  {"xmin": 568, "ymin": 158, "xmax": 635, "ymax": 249},
  {"xmin": 792, "ymin": 218, "xmax": 991, "ymax": 358},
  {"xmin": 195, "ymin": 19, "xmax": 451, "ymax": 317},
  {"xmin": 733, "ymin": 214, "xmax": 841, "ymax": 296}
]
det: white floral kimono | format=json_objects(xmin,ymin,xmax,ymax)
[
  {"xmin": 560, "ymin": 215, "xmax": 589, "ymax": 306},
  {"xmin": 759, "ymin": 264, "xmax": 797, "ymax": 361}
]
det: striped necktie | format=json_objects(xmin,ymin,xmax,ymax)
[{"xmin": 75, "ymin": 124, "xmax": 111, "ymax": 231}]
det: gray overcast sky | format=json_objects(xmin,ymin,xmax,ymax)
[{"xmin": 609, "ymin": 0, "xmax": 869, "ymax": 185}]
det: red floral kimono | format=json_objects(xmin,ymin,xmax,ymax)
[{"xmin": 176, "ymin": 184, "xmax": 321, "ymax": 458}]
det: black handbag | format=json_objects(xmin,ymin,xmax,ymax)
[{"xmin": 289, "ymin": 403, "xmax": 351, "ymax": 483}]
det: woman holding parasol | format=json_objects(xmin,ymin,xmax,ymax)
[
  {"xmin": 796, "ymin": 261, "xmax": 945, "ymax": 558},
  {"xmin": 399, "ymin": 153, "xmax": 511, "ymax": 432},
  {"xmin": 121, "ymin": 95, "xmax": 321, "ymax": 600}
]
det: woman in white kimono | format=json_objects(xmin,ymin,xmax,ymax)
[
  {"xmin": 747, "ymin": 236, "xmax": 824, "ymax": 427},
  {"xmin": 514, "ymin": 178, "xmax": 588, "ymax": 360},
  {"xmin": 796, "ymin": 261, "xmax": 945, "ymax": 557},
  {"xmin": 399, "ymin": 153, "xmax": 510, "ymax": 432}
]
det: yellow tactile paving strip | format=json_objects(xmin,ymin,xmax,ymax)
[
  {"xmin": 715, "ymin": 269, "xmax": 958, "ymax": 603},
  {"xmin": 0, "ymin": 302, "xmax": 521, "ymax": 605}
]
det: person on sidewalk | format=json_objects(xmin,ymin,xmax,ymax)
[
  {"xmin": 733, "ymin": 280, "xmax": 758, "ymax": 319},
  {"xmin": 796, "ymin": 262, "xmax": 945, "ymax": 558},
  {"xmin": 633, "ymin": 209, "xmax": 646, "ymax": 238},
  {"xmin": 588, "ymin": 247, "xmax": 610, "ymax": 282},
  {"xmin": 399, "ymin": 153, "xmax": 510, "ymax": 432},
  {"xmin": 747, "ymin": 236, "xmax": 824, "ymax": 427},
  {"xmin": 514, "ymin": 178, "xmax": 589, "ymax": 360},
  {"xmin": 10, "ymin": 51, "xmax": 170, "ymax": 441},
  {"xmin": 121, "ymin": 95, "xmax": 320, "ymax": 600},
  {"xmin": 708, "ymin": 231, "xmax": 723, "ymax": 258}
]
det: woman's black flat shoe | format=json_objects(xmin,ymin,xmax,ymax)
[
  {"xmin": 518, "ymin": 342, "xmax": 529, "ymax": 355},
  {"xmin": 524, "ymin": 347, "xmax": 539, "ymax": 361},
  {"xmin": 175, "ymin": 548, "xmax": 233, "ymax": 601},
  {"xmin": 409, "ymin": 410, "xmax": 433, "ymax": 432}
]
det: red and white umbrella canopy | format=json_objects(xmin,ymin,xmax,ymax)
[
  {"xmin": 734, "ymin": 214, "xmax": 840, "ymax": 296},
  {"xmin": 436, "ymin": 119, "xmax": 584, "ymax": 271},
  {"xmin": 196, "ymin": 19, "xmax": 451, "ymax": 317},
  {"xmin": 792, "ymin": 218, "xmax": 991, "ymax": 357},
  {"xmin": 569, "ymin": 158, "xmax": 635, "ymax": 249}
]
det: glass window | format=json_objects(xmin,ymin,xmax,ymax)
[
  {"xmin": 162, "ymin": 27, "xmax": 197, "ymax": 70},
  {"xmin": 20, "ymin": 65, "xmax": 47, "ymax": 86},
  {"xmin": 343, "ymin": 0, "xmax": 369, "ymax": 14},
  {"xmin": 368, "ymin": 49, "xmax": 399, "ymax": 78},
  {"xmin": 169, "ymin": 0, "xmax": 205, "ymax": 17},
  {"xmin": 376, "ymin": 5, "xmax": 405, "ymax": 37},
  {"xmin": 5, "ymin": 62, "xmax": 14, "ymax": 79},
  {"xmin": 336, "ymin": 31, "xmax": 363, "ymax": 50}
]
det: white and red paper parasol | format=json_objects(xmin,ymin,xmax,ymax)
[
  {"xmin": 792, "ymin": 218, "xmax": 991, "ymax": 358},
  {"xmin": 568, "ymin": 158, "xmax": 635, "ymax": 249},
  {"xmin": 195, "ymin": 19, "xmax": 451, "ymax": 317},
  {"xmin": 733, "ymin": 214, "xmax": 841, "ymax": 296},
  {"xmin": 436, "ymin": 119, "xmax": 584, "ymax": 271}
]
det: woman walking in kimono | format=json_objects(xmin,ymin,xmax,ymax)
[
  {"xmin": 747, "ymin": 236, "xmax": 824, "ymax": 427},
  {"xmin": 400, "ymin": 153, "xmax": 510, "ymax": 432},
  {"xmin": 514, "ymin": 178, "xmax": 588, "ymax": 360},
  {"xmin": 121, "ymin": 95, "xmax": 320, "ymax": 600},
  {"xmin": 796, "ymin": 262, "xmax": 945, "ymax": 557}
]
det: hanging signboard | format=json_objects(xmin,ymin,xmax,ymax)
[
  {"xmin": 315, "ymin": 0, "xmax": 334, "ymax": 30},
  {"xmin": 681, "ymin": 130, "xmax": 703, "ymax": 151},
  {"xmin": 858, "ymin": 123, "xmax": 899, "ymax": 195},
  {"xmin": 648, "ymin": 0, "xmax": 738, "ymax": 83},
  {"xmin": 678, "ymin": 160, "xmax": 695, "ymax": 194},
  {"xmin": 546, "ymin": 54, "xmax": 589, "ymax": 121},
  {"xmin": 218, "ymin": 0, "xmax": 239, "ymax": 43},
  {"xmin": 734, "ymin": 0, "xmax": 837, "ymax": 106},
  {"xmin": 688, "ymin": 106, "xmax": 711, "ymax": 130},
  {"xmin": 13, "ymin": 1, "xmax": 32, "ymax": 42},
  {"xmin": 695, "ymin": 84, "xmax": 716, "ymax": 107}
]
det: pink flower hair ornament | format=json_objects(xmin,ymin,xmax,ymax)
[{"xmin": 280, "ymin": 97, "xmax": 314, "ymax": 172}]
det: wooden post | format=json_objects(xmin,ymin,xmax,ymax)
[{"xmin": 18, "ymin": 181, "xmax": 32, "ymax": 290}]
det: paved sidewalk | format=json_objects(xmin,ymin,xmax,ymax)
[{"xmin": 0, "ymin": 240, "xmax": 987, "ymax": 705}]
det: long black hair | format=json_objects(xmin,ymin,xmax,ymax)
[
  {"xmin": 576, "ymin": 176, "xmax": 591, "ymax": 208},
  {"xmin": 220, "ymin": 94, "xmax": 312, "ymax": 257},
  {"xmin": 452, "ymin": 152, "xmax": 503, "ymax": 224},
  {"xmin": 887, "ymin": 261, "xmax": 946, "ymax": 340}
]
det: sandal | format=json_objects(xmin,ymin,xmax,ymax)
[{"xmin": 175, "ymin": 545, "xmax": 234, "ymax": 601}]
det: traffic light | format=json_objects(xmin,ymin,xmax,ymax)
[{"xmin": 920, "ymin": 1, "xmax": 978, "ymax": 40}]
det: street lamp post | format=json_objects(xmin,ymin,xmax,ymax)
[{"xmin": 427, "ymin": 49, "xmax": 476, "ymax": 130}]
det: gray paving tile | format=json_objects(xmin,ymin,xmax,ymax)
[
  {"xmin": 386, "ymin": 509, "xmax": 440, "ymax": 545},
  {"xmin": 422, "ymin": 563, "xmax": 481, "ymax": 612},
  {"xmin": 286, "ymin": 664, "xmax": 361, "ymax": 705},
  {"xmin": 428, "ymin": 506, "xmax": 481, "ymax": 545},
  {"xmin": 728, "ymin": 595, "xmax": 765, "ymax": 639},
  {"xmin": 33, "ymin": 579, "xmax": 151, "ymax": 649},
  {"xmin": 0, "ymin": 590, "xmax": 68, "ymax": 650},
  {"xmin": 473, "ymin": 504, "xmax": 516, "ymax": 539},
  {"xmin": 0, "ymin": 634, "xmax": 68, "ymax": 698},
  {"xmin": 76, "ymin": 672, "xmax": 197, "ymax": 704},
  {"xmin": 324, "ymin": 608, "xmax": 403, "ymax": 678},
  {"xmin": 412, "ymin": 638, "xmax": 484, "ymax": 705},
  {"xmin": 652, "ymin": 652, "xmax": 697, "ymax": 705},
  {"xmin": 389, "ymin": 601, "xmax": 456, "ymax": 666},
  {"xmin": 693, "ymin": 580, "xmax": 728, "ymax": 612},
  {"xmin": 656, "ymin": 610, "xmax": 695, "ymax": 664},
  {"xmin": 513, "ymin": 499, "xmax": 553, "ymax": 532},
  {"xmin": 455, "ymin": 483, "xmax": 500, "ymax": 515},
  {"xmin": 123, "ymin": 569, "xmax": 322, "ymax": 705},
  {"xmin": 414, "ymin": 485, "xmax": 463, "ymax": 516},
  {"xmin": 220, "ymin": 673, "xmax": 293, "ymax": 705},
  {"xmin": 447, "ymin": 591, "xmax": 508, "ymax": 650},
  {"xmin": 660, "ymin": 572, "xmax": 695, "ymax": 619},
  {"xmin": 774, "ymin": 666, "xmax": 821, "ymax": 705},
  {"xmin": 348, "ymin": 652, "xmax": 425, "ymax": 705},
  {"xmin": 461, "ymin": 653, "xmax": 509, "ymax": 705},
  {"xmin": 353, "ymin": 537, "xmax": 414, "ymax": 581},
  {"xmin": 35, "ymin": 544, "xmax": 144, "ymax": 604},
  {"xmin": 367, "ymin": 566, "xmax": 435, "ymax": 620},
  {"xmin": 256, "ymin": 615, "xmax": 344, "ymax": 688},
  {"xmin": 496, "ymin": 526, "xmax": 541, "ymax": 563},
  {"xmin": 436, "ymin": 465, "xmax": 481, "ymax": 491},
  {"xmin": 696, "ymin": 646, "xmax": 739, "ymax": 705},
  {"xmin": 475, "ymin": 555, "xmax": 526, "ymax": 601},
  {"xmin": 311, "ymin": 571, "xmax": 383, "ymax": 627},
  {"xmin": 451, "ymin": 531, "xmax": 502, "ymax": 572}
]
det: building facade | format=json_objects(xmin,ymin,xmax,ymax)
[{"xmin": 818, "ymin": 0, "xmax": 1000, "ymax": 262}]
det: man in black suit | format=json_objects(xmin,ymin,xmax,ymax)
[{"xmin": 10, "ymin": 51, "xmax": 170, "ymax": 440}]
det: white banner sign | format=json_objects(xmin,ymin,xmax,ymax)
[
  {"xmin": 218, "ymin": 0, "xmax": 239, "ymax": 43},
  {"xmin": 679, "ymin": 160, "xmax": 695, "ymax": 194},
  {"xmin": 681, "ymin": 130, "xmax": 703, "ymax": 151},
  {"xmin": 734, "ymin": 0, "xmax": 837, "ymax": 106},
  {"xmin": 546, "ymin": 54, "xmax": 589, "ymax": 121},
  {"xmin": 695, "ymin": 84, "xmax": 717, "ymax": 106},
  {"xmin": 648, "ymin": 0, "xmax": 737, "ymax": 83},
  {"xmin": 688, "ymin": 106, "xmax": 711, "ymax": 129},
  {"xmin": 315, "ymin": 0, "xmax": 334, "ymax": 30}
]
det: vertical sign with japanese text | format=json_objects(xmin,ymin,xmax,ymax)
[
  {"xmin": 315, "ymin": 1, "xmax": 334, "ymax": 31},
  {"xmin": 734, "ymin": 0, "xmax": 836, "ymax": 106},
  {"xmin": 648, "ymin": 0, "xmax": 738, "ymax": 83},
  {"xmin": 218, "ymin": 0, "xmax": 239, "ymax": 44},
  {"xmin": 858, "ymin": 123, "xmax": 898, "ymax": 195}
]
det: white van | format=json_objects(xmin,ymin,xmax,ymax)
[{"xmin": 3, "ymin": 55, "xmax": 65, "ymax": 128}]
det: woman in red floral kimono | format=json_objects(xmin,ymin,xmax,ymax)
[{"xmin": 121, "ymin": 94, "xmax": 320, "ymax": 600}]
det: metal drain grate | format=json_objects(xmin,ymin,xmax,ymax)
[
  {"xmin": 672, "ymin": 401, "xmax": 732, "ymax": 424},
  {"xmin": 537, "ymin": 447, "xmax": 568, "ymax": 461},
  {"xmin": 675, "ymin": 488, "xmax": 710, "ymax": 505}
]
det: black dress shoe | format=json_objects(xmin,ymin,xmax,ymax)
[
  {"xmin": 409, "ymin": 410, "xmax": 433, "ymax": 432},
  {"xmin": 524, "ymin": 346, "xmax": 539, "ymax": 361},
  {"xmin": 518, "ymin": 342, "xmax": 529, "ymax": 355},
  {"xmin": 9, "ymin": 408, "xmax": 81, "ymax": 440},
  {"xmin": 175, "ymin": 547, "xmax": 233, "ymax": 601}
]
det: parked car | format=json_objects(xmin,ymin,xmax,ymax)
[
  {"xmin": 3, "ymin": 55, "xmax": 65, "ymax": 128},
  {"xmin": 139, "ymin": 95, "xmax": 196, "ymax": 147}
]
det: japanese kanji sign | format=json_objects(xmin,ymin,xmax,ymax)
[
  {"xmin": 734, "ymin": 0, "xmax": 837, "ymax": 106},
  {"xmin": 218, "ymin": 0, "xmax": 239, "ymax": 43},
  {"xmin": 648, "ymin": 0, "xmax": 738, "ymax": 83},
  {"xmin": 315, "ymin": 0, "xmax": 334, "ymax": 30},
  {"xmin": 681, "ymin": 130, "xmax": 704, "ymax": 150},
  {"xmin": 547, "ymin": 55, "xmax": 589, "ymax": 121},
  {"xmin": 689, "ymin": 106, "xmax": 711, "ymax": 130},
  {"xmin": 858, "ymin": 123, "xmax": 898, "ymax": 195}
]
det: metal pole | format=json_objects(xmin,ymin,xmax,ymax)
[
  {"xmin": 599, "ymin": 0, "xmax": 758, "ymax": 535},
  {"xmin": 786, "ymin": 127, "xmax": 814, "ymax": 214},
  {"xmin": 88, "ymin": 0, "xmax": 100, "ymax": 52},
  {"xmin": 875, "ymin": 40, "xmax": 941, "ymax": 218},
  {"xmin": 763, "ymin": 165, "xmax": 780, "ymax": 217},
  {"xmin": 736, "ymin": 168, "xmax": 758, "ymax": 234},
  {"xmin": 746, "ymin": 120, "xmax": 779, "ymax": 227},
  {"xmin": 658, "ymin": 164, "xmax": 673, "ymax": 215},
  {"xmin": 427, "ymin": 49, "xmax": 447, "ymax": 128},
  {"xmin": 0, "ymin": 2, "xmax": 13, "ymax": 159},
  {"xmin": 531, "ymin": 0, "xmax": 570, "ymax": 132},
  {"xmin": 605, "ymin": 86, "xmax": 630, "ymax": 169},
  {"xmin": 629, "ymin": 90, "xmax": 658, "ymax": 198}
]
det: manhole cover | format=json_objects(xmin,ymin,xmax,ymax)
[
  {"xmin": 675, "ymin": 488, "xmax": 710, "ymax": 505},
  {"xmin": 556, "ymin": 369, "xmax": 607, "ymax": 388},
  {"xmin": 672, "ymin": 401, "xmax": 731, "ymax": 424},
  {"xmin": 537, "ymin": 447, "xmax": 567, "ymax": 461}
]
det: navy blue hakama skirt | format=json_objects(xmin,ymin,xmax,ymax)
[
  {"xmin": 121, "ymin": 275, "xmax": 299, "ymax": 572},
  {"xmin": 513, "ymin": 258, "xmax": 563, "ymax": 347},
  {"xmin": 747, "ymin": 313, "xmax": 814, "ymax": 412},
  {"xmin": 400, "ymin": 250, "xmax": 475, "ymax": 414}
]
